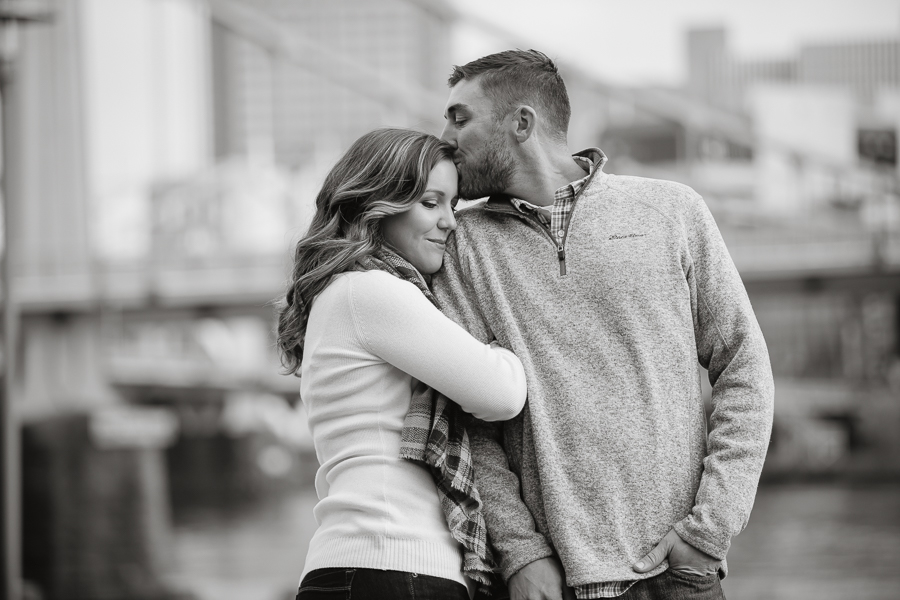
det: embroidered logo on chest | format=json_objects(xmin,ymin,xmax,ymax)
[{"xmin": 608, "ymin": 233, "xmax": 648, "ymax": 241}]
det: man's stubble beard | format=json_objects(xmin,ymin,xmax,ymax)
[{"xmin": 457, "ymin": 135, "xmax": 517, "ymax": 201}]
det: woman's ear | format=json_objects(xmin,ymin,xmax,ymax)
[{"xmin": 512, "ymin": 105, "xmax": 537, "ymax": 143}]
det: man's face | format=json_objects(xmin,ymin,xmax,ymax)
[{"xmin": 440, "ymin": 78, "xmax": 516, "ymax": 201}]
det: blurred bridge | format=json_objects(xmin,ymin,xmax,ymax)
[{"xmin": 10, "ymin": 219, "xmax": 900, "ymax": 315}]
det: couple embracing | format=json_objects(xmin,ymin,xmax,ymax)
[{"xmin": 278, "ymin": 50, "xmax": 775, "ymax": 600}]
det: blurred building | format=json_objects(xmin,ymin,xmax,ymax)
[
  {"xmin": 210, "ymin": 0, "xmax": 451, "ymax": 166},
  {"xmin": 687, "ymin": 26, "xmax": 900, "ymax": 111}
]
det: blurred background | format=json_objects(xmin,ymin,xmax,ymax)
[{"xmin": 0, "ymin": 0, "xmax": 899, "ymax": 599}]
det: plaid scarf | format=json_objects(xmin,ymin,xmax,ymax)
[{"xmin": 356, "ymin": 249, "xmax": 499, "ymax": 593}]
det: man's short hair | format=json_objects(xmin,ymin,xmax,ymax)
[{"xmin": 448, "ymin": 49, "xmax": 570, "ymax": 142}]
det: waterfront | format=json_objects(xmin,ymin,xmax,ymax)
[{"xmin": 169, "ymin": 481, "xmax": 900, "ymax": 600}]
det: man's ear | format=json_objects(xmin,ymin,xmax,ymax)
[{"xmin": 511, "ymin": 105, "xmax": 537, "ymax": 143}]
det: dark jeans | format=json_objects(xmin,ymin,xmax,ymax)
[
  {"xmin": 619, "ymin": 569, "xmax": 725, "ymax": 600},
  {"xmin": 296, "ymin": 567, "xmax": 469, "ymax": 600}
]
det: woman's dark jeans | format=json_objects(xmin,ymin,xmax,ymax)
[{"xmin": 296, "ymin": 567, "xmax": 469, "ymax": 600}]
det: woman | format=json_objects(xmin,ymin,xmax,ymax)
[{"xmin": 277, "ymin": 128, "xmax": 526, "ymax": 600}]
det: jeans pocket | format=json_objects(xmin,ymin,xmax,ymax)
[
  {"xmin": 667, "ymin": 567, "xmax": 721, "ymax": 585},
  {"xmin": 665, "ymin": 568, "xmax": 725, "ymax": 600},
  {"xmin": 297, "ymin": 568, "xmax": 356, "ymax": 598}
]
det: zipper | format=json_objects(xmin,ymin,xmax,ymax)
[
  {"xmin": 521, "ymin": 211, "xmax": 568, "ymax": 276},
  {"xmin": 553, "ymin": 167, "xmax": 601, "ymax": 276},
  {"xmin": 490, "ymin": 164, "xmax": 602, "ymax": 278}
]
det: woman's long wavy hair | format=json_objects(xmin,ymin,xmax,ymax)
[{"xmin": 277, "ymin": 128, "xmax": 454, "ymax": 375}]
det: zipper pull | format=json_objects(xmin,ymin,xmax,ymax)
[{"xmin": 557, "ymin": 246, "xmax": 566, "ymax": 276}]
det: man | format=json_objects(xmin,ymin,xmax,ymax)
[{"xmin": 432, "ymin": 49, "xmax": 775, "ymax": 600}]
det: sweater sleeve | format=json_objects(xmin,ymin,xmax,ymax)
[
  {"xmin": 673, "ymin": 192, "xmax": 775, "ymax": 560},
  {"xmin": 348, "ymin": 270, "xmax": 526, "ymax": 422},
  {"xmin": 433, "ymin": 234, "xmax": 556, "ymax": 581}
]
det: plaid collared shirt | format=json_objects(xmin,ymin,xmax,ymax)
[
  {"xmin": 509, "ymin": 154, "xmax": 596, "ymax": 241},
  {"xmin": 508, "ymin": 150, "xmax": 637, "ymax": 600}
]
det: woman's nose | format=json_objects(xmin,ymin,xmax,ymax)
[{"xmin": 439, "ymin": 208, "xmax": 457, "ymax": 231}]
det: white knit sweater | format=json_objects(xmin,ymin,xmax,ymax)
[{"xmin": 298, "ymin": 270, "xmax": 527, "ymax": 587}]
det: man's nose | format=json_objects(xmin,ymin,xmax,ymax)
[{"xmin": 440, "ymin": 123, "xmax": 456, "ymax": 146}]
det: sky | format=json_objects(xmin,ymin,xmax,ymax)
[{"xmin": 449, "ymin": 0, "xmax": 900, "ymax": 87}]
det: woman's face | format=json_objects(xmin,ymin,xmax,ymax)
[{"xmin": 382, "ymin": 160, "xmax": 458, "ymax": 275}]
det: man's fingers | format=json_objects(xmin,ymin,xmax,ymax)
[{"xmin": 632, "ymin": 538, "xmax": 671, "ymax": 573}]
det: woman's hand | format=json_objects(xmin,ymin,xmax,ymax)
[{"xmin": 508, "ymin": 557, "xmax": 577, "ymax": 600}]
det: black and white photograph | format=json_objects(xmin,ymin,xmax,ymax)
[{"xmin": 1, "ymin": 1, "xmax": 899, "ymax": 599}]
